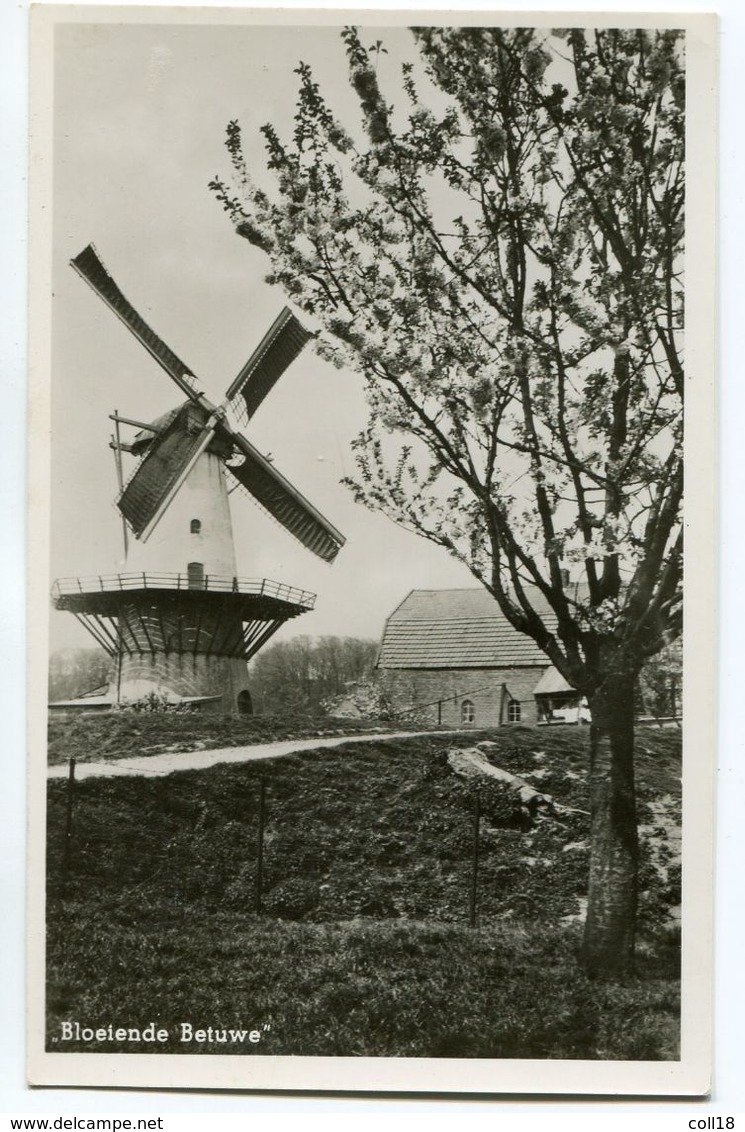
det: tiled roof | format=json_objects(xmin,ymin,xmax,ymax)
[{"xmin": 378, "ymin": 588, "xmax": 556, "ymax": 670}]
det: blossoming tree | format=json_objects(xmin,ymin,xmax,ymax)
[{"xmin": 210, "ymin": 26, "xmax": 684, "ymax": 978}]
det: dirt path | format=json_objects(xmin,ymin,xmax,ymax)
[{"xmin": 46, "ymin": 729, "xmax": 461, "ymax": 782}]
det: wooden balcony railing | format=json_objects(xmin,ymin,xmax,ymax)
[{"xmin": 51, "ymin": 572, "xmax": 316, "ymax": 610}]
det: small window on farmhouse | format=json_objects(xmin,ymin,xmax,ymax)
[
  {"xmin": 461, "ymin": 699, "xmax": 475, "ymax": 724},
  {"xmin": 190, "ymin": 519, "xmax": 202, "ymax": 534},
  {"xmin": 507, "ymin": 699, "xmax": 521, "ymax": 723}
]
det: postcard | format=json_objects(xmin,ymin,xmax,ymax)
[{"xmin": 27, "ymin": 6, "xmax": 717, "ymax": 1095}]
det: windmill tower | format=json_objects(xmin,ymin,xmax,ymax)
[{"xmin": 51, "ymin": 245, "xmax": 345, "ymax": 715}]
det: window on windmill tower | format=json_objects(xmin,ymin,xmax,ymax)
[
  {"xmin": 461, "ymin": 699, "xmax": 475, "ymax": 724},
  {"xmin": 187, "ymin": 561, "xmax": 205, "ymax": 590},
  {"xmin": 190, "ymin": 519, "xmax": 202, "ymax": 534},
  {"xmin": 507, "ymin": 699, "xmax": 521, "ymax": 723}
]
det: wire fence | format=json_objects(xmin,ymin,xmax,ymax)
[{"xmin": 54, "ymin": 760, "xmax": 489, "ymax": 927}]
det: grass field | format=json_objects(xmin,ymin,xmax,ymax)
[
  {"xmin": 46, "ymin": 721, "xmax": 682, "ymax": 1060},
  {"xmin": 46, "ymin": 710, "xmax": 402, "ymax": 766}
]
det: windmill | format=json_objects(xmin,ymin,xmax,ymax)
[{"xmin": 51, "ymin": 244, "xmax": 345, "ymax": 715}]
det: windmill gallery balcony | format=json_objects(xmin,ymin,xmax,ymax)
[{"xmin": 51, "ymin": 572, "xmax": 316, "ymax": 661}]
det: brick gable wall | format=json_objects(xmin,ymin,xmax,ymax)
[{"xmin": 378, "ymin": 665, "xmax": 548, "ymax": 727}]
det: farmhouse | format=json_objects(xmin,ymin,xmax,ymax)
[{"xmin": 376, "ymin": 588, "xmax": 585, "ymax": 728}]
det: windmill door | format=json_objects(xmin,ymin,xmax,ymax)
[{"xmin": 187, "ymin": 561, "xmax": 205, "ymax": 590}]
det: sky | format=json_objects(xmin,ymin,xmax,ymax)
[{"xmin": 49, "ymin": 21, "xmax": 479, "ymax": 654}]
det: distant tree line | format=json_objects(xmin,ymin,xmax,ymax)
[
  {"xmin": 48, "ymin": 648, "xmax": 111, "ymax": 703},
  {"xmin": 249, "ymin": 635, "xmax": 379, "ymax": 716},
  {"xmin": 637, "ymin": 640, "xmax": 682, "ymax": 721}
]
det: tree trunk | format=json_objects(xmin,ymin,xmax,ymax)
[{"xmin": 582, "ymin": 669, "xmax": 638, "ymax": 979}]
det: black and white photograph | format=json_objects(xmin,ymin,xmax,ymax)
[{"xmin": 26, "ymin": 7, "xmax": 716, "ymax": 1096}]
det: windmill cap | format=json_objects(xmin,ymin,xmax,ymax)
[{"xmin": 130, "ymin": 401, "xmax": 206, "ymax": 455}]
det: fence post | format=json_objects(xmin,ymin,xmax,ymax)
[
  {"xmin": 62, "ymin": 756, "xmax": 76, "ymax": 882},
  {"xmin": 255, "ymin": 776, "xmax": 266, "ymax": 914},
  {"xmin": 469, "ymin": 791, "xmax": 480, "ymax": 928}
]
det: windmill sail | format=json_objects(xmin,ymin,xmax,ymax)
[
  {"xmin": 118, "ymin": 404, "xmax": 216, "ymax": 540},
  {"xmin": 226, "ymin": 307, "xmax": 313, "ymax": 423},
  {"xmin": 71, "ymin": 244, "xmax": 200, "ymax": 400},
  {"xmin": 227, "ymin": 432, "xmax": 345, "ymax": 564}
]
